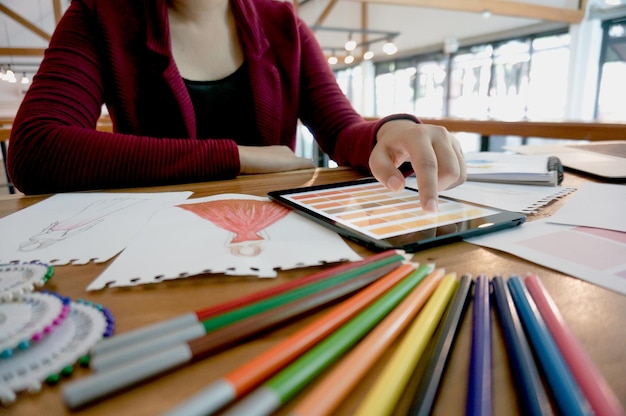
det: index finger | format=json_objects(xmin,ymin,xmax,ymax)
[{"xmin": 407, "ymin": 142, "xmax": 439, "ymax": 212}]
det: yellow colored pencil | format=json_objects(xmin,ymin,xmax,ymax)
[
  {"xmin": 352, "ymin": 273, "xmax": 459, "ymax": 416},
  {"xmin": 291, "ymin": 267, "xmax": 445, "ymax": 416}
]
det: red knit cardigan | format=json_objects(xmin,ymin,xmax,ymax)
[{"xmin": 7, "ymin": 0, "xmax": 416, "ymax": 194}]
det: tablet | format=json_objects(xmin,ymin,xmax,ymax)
[{"xmin": 268, "ymin": 178, "xmax": 526, "ymax": 252}]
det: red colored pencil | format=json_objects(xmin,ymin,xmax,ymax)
[
  {"xmin": 160, "ymin": 263, "xmax": 429, "ymax": 416},
  {"xmin": 525, "ymin": 273, "xmax": 625, "ymax": 416},
  {"xmin": 63, "ymin": 258, "xmax": 412, "ymax": 409},
  {"xmin": 91, "ymin": 249, "xmax": 404, "ymax": 357}
]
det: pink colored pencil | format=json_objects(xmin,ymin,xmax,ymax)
[{"xmin": 525, "ymin": 273, "xmax": 625, "ymax": 416}]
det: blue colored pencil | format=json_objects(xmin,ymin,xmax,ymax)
[
  {"xmin": 492, "ymin": 276, "xmax": 551, "ymax": 415},
  {"xmin": 525, "ymin": 273, "xmax": 626, "ymax": 416},
  {"xmin": 407, "ymin": 274, "xmax": 472, "ymax": 416},
  {"xmin": 507, "ymin": 276, "xmax": 592, "ymax": 416},
  {"xmin": 466, "ymin": 274, "xmax": 492, "ymax": 416}
]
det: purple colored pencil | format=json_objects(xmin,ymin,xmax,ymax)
[{"xmin": 466, "ymin": 274, "xmax": 492, "ymax": 416}]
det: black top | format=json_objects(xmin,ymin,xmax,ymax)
[{"xmin": 184, "ymin": 63, "xmax": 258, "ymax": 144}]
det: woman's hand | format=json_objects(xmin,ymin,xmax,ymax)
[
  {"xmin": 369, "ymin": 120, "xmax": 466, "ymax": 212},
  {"xmin": 238, "ymin": 145, "xmax": 315, "ymax": 175}
]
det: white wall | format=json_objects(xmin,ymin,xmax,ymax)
[{"xmin": 0, "ymin": 79, "xmax": 27, "ymax": 118}]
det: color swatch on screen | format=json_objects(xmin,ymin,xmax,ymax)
[{"xmin": 285, "ymin": 182, "xmax": 496, "ymax": 239}]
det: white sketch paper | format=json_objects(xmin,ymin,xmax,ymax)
[
  {"xmin": 467, "ymin": 219, "xmax": 626, "ymax": 295},
  {"xmin": 0, "ymin": 192, "xmax": 192, "ymax": 265},
  {"xmin": 547, "ymin": 183, "xmax": 626, "ymax": 232},
  {"xmin": 87, "ymin": 194, "xmax": 363, "ymax": 290},
  {"xmin": 435, "ymin": 181, "xmax": 576, "ymax": 214}
]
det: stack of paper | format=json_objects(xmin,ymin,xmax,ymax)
[{"xmin": 467, "ymin": 183, "xmax": 626, "ymax": 296}]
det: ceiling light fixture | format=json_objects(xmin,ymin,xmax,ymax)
[
  {"xmin": 382, "ymin": 40, "xmax": 398, "ymax": 55},
  {"xmin": 345, "ymin": 33, "xmax": 357, "ymax": 51},
  {"xmin": 6, "ymin": 69, "xmax": 16, "ymax": 83},
  {"xmin": 313, "ymin": 25, "xmax": 400, "ymax": 61}
]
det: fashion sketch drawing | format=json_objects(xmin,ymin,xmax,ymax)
[
  {"xmin": 177, "ymin": 199, "xmax": 290, "ymax": 256},
  {"xmin": 19, "ymin": 198, "xmax": 145, "ymax": 251}
]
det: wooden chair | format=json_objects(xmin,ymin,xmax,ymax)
[
  {"xmin": 0, "ymin": 126, "xmax": 14, "ymax": 194},
  {"xmin": 1, "ymin": 144, "xmax": 14, "ymax": 194}
]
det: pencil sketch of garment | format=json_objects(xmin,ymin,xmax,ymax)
[
  {"xmin": 177, "ymin": 199, "xmax": 290, "ymax": 256},
  {"xmin": 19, "ymin": 198, "xmax": 145, "ymax": 251}
]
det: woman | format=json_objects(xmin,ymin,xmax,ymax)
[{"xmin": 7, "ymin": 0, "xmax": 465, "ymax": 211}]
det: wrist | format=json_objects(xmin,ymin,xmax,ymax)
[{"xmin": 376, "ymin": 118, "xmax": 418, "ymax": 143}]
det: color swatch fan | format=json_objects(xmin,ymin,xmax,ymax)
[
  {"xmin": 0, "ymin": 293, "xmax": 114, "ymax": 405},
  {"xmin": 0, "ymin": 292, "xmax": 70, "ymax": 359},
  {"xmin": 0, "ymin": 262, "xmax": 54, "ymax": 300}
]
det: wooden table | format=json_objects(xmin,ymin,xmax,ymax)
[
  {"xmin": 418, "ymin": 118, "xmax": 626, "ymax": 141},
  {"xmin": 418, "ymin": 118, "xmax": 626, "ymax": 151},
  {"xmin": 1, "ymin": 168, "xmax": 624, "ymax": 416}
]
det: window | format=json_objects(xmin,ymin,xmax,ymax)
[
  {"xmin": 372, "ymin": 31, "xmax": 571, "ymax": 122},
  {"xmin": 448, "ymin": 45, "xmax": 493, "ymax": 118},
  {"xmin": 489, "ymin": 39, "xmax": 531, "ymax": 120},
  {"xmin": 596, "ymin": 18, "xmax": 626, "ymax": 121},
  {"xmin": 374, "ymin": 59, "xmax": 418, "ymax": 116},
  {"xmin": 526, "ymin": 33, "xmax": 570, "ymax": 120},
  {"xmin": 415, "ymin": 58, "xmax": 448, "ymax": 117}
]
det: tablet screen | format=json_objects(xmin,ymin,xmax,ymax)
[{"xmin": 268, "ymin": 178, "xmax": 526, "ymax": 252}]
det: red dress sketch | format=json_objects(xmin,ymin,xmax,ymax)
[{"xmin": 177, "ymin": 199, "xmax": 290, "ymax": 256}]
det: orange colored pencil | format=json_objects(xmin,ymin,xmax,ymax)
[
  {"xmin": 291, "ymin": 268, "xmax": 446, "ymax": 416},
  {"xmin": 229, "ymin": 262, "xmax": 422, "ymax": 394},
  {"xmin": 162, "ymin": 262, "xmax": 430, "ymax": 416}
]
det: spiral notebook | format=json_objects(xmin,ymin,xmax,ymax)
[
  {"xmin": 506, "ymin": 141, "xmax": 626, "ymax": 181},
  {"xmin": 464, "ymin": 152, "xmax": 563, "ymax": 186}
]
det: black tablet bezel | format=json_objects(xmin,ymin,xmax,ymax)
[{"xmin": 268, "ymin": 178, "xmax": 526, "ymax": 252}]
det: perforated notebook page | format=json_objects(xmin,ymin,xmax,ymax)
[
  {"xmin": 87, "ymin": 194, "xmax": 362, "ymax": 290},
  {"xmin": 428, "ymin": 181, "xmax": 576, "ymax": 214}
]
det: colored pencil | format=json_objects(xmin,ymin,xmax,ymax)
[
  {"xmin": 290, "ymin": 267, "xmax": 446, "ymax": 416},
  {"xmin": 162, "ymin": 262, "xmax": 423, "ymax": 416},
  {"xmin": 352, "ymin": 273, "xmax": 458, "ymax": 416},
  {"xmin": 525, "ymin": 273, "xmax": 626, "ymax": 416},
  {"xmin": 61, "ymin": 259, "xmax": 408, "ymax": 409},
  {"xmin": 507, "ymin": 276, "xmax": 593, "ymax": 416},
  {"xmin": 220, "ymin": 265, "xmax": 439, "ymax": 416},
  {"xmin": 90, "ymin": 253, "xmax": 406, "ymax": 371},
  {"xmin": 491, "ymin": 275, "xmax": 551, "ymax": 416},
  {"xmin": 407, "ymin": 274, "xmax": 472, "ymax": 416},
  {"xmin": 91, "ymin": 249, "xmax": 403, "ymax": 357},
  {"xmin": 465, "ymin": 275, "xmax": 493, "ymax": 416}
]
